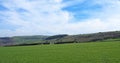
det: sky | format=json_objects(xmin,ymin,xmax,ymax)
[{"xmin": 0, "ymin": 0, "xmax": 120, "ymax": 37}]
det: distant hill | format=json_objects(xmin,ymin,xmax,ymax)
[
  {"xmin": 12, "ymin": 35, "xmax": 48, "ymax": 44},
  {"xmin": 0, "ymin": 35, "xmax": 48, "ymax": 46},
  {"xmin": 0, "ymin": 31, "xmax": 120, "ymax": 46},
  {"xmin": 0, "ymin": 37, "xmax": 14, "ymax": 46}
]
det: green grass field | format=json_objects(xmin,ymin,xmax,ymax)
[{"xmin": 0, "ymin": 41, "xmax": 120, "ymax": 63}]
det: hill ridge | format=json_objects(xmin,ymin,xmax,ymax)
[{"xmin": 0, "ymin": 31, "xmax": 120, "ymax": 46}]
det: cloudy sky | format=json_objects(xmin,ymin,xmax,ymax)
[{"xmin": 0, "ymin": 0, "xmax": 120, "ymax": 37}]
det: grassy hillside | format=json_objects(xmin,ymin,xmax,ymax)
[
  {"xmin": 12, "ymin": 35, "xmax": 48, "ymax": 44},
  {"xmin": 101, "ymin": 38, "xmax": 120, "ymax": 42},
  {"xmin": 0, "ymin": 31, "xmax": 120, "ymax": 46},
  {"xmin": 0, "ymin": 41, "xmax": 120, "ymax": 63}
]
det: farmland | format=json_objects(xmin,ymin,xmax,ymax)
[{"xmin": 0, "ymin": 40, "xmax": 120, "ymax": 63}]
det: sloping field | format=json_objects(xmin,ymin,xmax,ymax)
[{"xmin": 0, "ymin": 41, "xmax": 120, "ymax": 63}]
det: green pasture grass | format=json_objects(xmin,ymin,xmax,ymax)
[{"xmin": 0, "ymin": 41, "xmax": 120, "ymax": 63}]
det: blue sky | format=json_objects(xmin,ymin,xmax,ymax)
[{"xmin": 0, "ymin": 0, "xmax": 120, "ymax": 37}]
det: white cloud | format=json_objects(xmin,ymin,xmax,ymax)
[{"xmin": 0, "ymin": 0, "xmax": 120, "ymax": 37}]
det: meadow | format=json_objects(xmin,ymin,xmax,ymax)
[{"xmin": 0, "ymin": 41, "xmax": 120, "ymax": 63}]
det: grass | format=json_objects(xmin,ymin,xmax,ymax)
[
  {"xmin": 101, "ymin": 38, "xmax": 120, "ymax": 42},
  {"xmin": 0, "ymin": 41, "xmax": 120, "ymax": 63}
]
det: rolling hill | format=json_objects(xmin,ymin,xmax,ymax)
[{"xmin": 0, "ymin": 31, "xmax": 120, "ymax": 46}]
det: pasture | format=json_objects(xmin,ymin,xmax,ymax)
[{"xmin": 0, "ymin": 41, "xmax": 120, "ymax": 63}]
